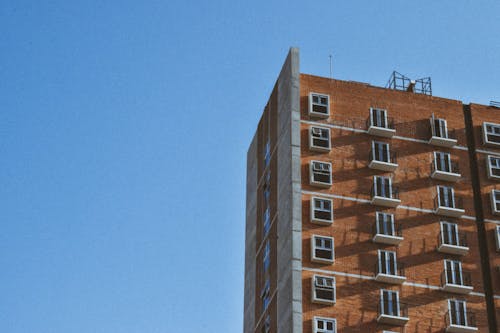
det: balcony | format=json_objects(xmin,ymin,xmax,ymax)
[
  {"xmin": 446, "ymin": 311, "xmax": 478, "ymax": 333},
  {"xmin": 429, "ymin": 128, "xmax": 458, "ymax": 147},
  {"xmin": 377, "ymin": 301, "xmax": 409, "ymax": 326},
  {"xmin": 437, "ymin": 232, "xmax": 469, "ymax": 256},
  {"xmin": 369, "ymin": 150, "xmax": 398, "ymax": 172},
  {"xmin": 441, "ymin": 270, "xmax": 473, "ymax": 294},
  {"xmin": 431, "ymin": 161, "xmax": 461, "ymax": 182},
  {"xmin": 366, "ymin": 117, "xmax": 396, "ymax": 138},
  {"xmin": 374, "ymin": 263, "xmax": 406, "ymax": 284},
  {"xmin": 373, "ymin": 223, "xmax": 403, "ymax": 245},
  {"xmin": 371, "ymin": 185, "xmax": 401, "ymax": 208},
  {"xmin": 434, "ymin": 195, "xmax": 465, "ymax": 218}
]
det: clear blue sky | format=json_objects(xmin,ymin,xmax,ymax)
[{"xmin": 0, "ymin": 1, "xmax": 498, "ymax": 332}]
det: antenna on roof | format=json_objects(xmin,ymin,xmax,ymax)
[{"xmin": 329, "ymin": 54, "xmax": 333, "ymax": 79}]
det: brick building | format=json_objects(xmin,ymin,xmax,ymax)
[{"xmin": 244, "ymin": 48, "xmax": 500, "ymax": 333}]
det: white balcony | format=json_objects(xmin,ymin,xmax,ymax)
[
  {"xmin": 371, "ymin": 196, "xmax": 401, "ymax": 208},
  {"xmin": 377, "ymin": 313, "xmax": 409, "ymax": 326},
  {"xmin": 373, "ymin": 233, "xmax": 403, "ymax": 245},
  {"xmin": 375, "ymin": 273, "xmax": 406, "ymax": 284},
  {"xmin": 367, "ymin": 125, "xmax": 396, "ymax": 138},
  {"xmin": 437, "ymin": 243, "xmax": 469, "ymax": 256},
  {"xmin": 442, "ymin": 283, "xmax": 473, "ymax": 295},
  {"xmin": 435, "ymin": 206, "xmax": 465, "ymax": 218},
  {"xmin": 446, "ymin": 324, "xmax": 478, "ymax": 333},
  {"xmin": 429, "ymin": 136, "xmax": 457, "ymax": 147},
  {"xmin": 431, "ymin": 169, "xmax": 461, "ymax": 182},
  {"xmin": 369, "ymin": 160, "xmax": 398, "ymax": 172}
]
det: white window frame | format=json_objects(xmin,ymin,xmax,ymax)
[
  {"xmin": 380, "ymin": 289, "xmax": 401, "ymax": 317},
  {"xmin": 376, "ymin": 212, "xmax": 395, "ymax": 236},
  {"xmin": 309, "ymin": 126, "xmax": 331, "ymax": 151},
  {"xmin": 310, "ymin": 160, "xmax": 332, "ymax": 187},
  {"xmin": 434, "ymin": 151, "xmax": 453, "ymax": 173},
  {"xmin": 440, "ymin": 221, "xmax": 460, "ymax": 246},
  {"xmin": 490, "ymin": 189, "xmax": 500, "ymax": 215},
  {"xmin": 312, "ymin": 316, "xmax": 336, "ymax": 333},
  {"xmin": 372, "ymin": 141, "xmax": 391, "ymax": 163},
  {"xmin": 495, "ymin": 225, "xmax": 500, "ymax": 251},
  {"xmin": 483, "ymin": 122, "xmax": 500, "ymax": 146},
  {"xmin": 311, "ymin": 235, "xmax": 334, "ymax": 263},
  {"xmin": 378, "ymin": 250, "xmax": 398, "ymax": 276},
  {"xmin": 444, "ymin": 259, "xmax": 464, "ymax": 285},
  {"xmin": 261, "ymin": 279, "xmax": 271, "ymax": 311},
  {"xmin": 311, "ymin": 197, "xmax": 333, "ymax": 224},
  {"xmin": 437, "ymin": 185, "xmax": 456, "ymax": 208},
  {"xmin": 448, "ymin": 299, "xmax": 469, "ymax": 327},
  {"xmin": 309, "ymin": 92, "xmax": 330, "ymax": 118},
  {"xmin": 373, "ymin": 176, "xmax": 393, "ymax": 198},
  {"xmin": 311, "ymin": 275, "xmax": 336, "ymax": 304},
  {"xmin": 431, "ymin": 116, "xmax": 449, "ymax": 138},
  {"xmin": 370, "ymin": 107, "xmax": 388, "ymax": 128},
  {"xmin": 487, "ymin": 155, "xmax": 500, "ymax": 179}
]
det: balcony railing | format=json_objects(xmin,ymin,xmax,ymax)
[
  {"xmin": 434, "ymin": 194, "xmax": 465, "ymax": 217},
  {"xmin": 369, "ymin": 150, "xmax": 398, "ymax": 171},
  {"xmin": 429, "ymin": 127, "xmax": 458, "ymax": 147},
  {"xmin": 440, "ymin": 270, "xmax": 473, "ymax": 294},
  {"xmin": 431, "ymin": 161, "xmax": 461, "ymax": 182},
  {"xmin": 366, "ymin": 116, "xmax": 396, "ymax": 137},
  {"xmin": 371, "ymin": 184, "xmax": 401, "ymax": 207},
  {"xmin": 372, "ymin": 222, "xmax": 403, "ymax": 245},
  {"xmin": 445, "ymin": 310, "xmax": 477, "ymax": 332},
  {"xmin": 374, "ymin": 262, "xmax": 406, "ymax": 284},
  {"xmin": 377, "ymin": 300, "xmax": 409, "ymax": 325},
  {"xmin": 437, "ymin": 231, "xmax": 469, "ymax": 255}
]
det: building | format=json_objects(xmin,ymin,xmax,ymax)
[{"xmin": 244, "ymin": 47, "xmax": 500, "ymax": 333}]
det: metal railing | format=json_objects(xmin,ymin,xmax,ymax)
[
  {"xmin": 438, "ymin": 231, "xmax": 468, "ymax": 248},
  {"xmin": 431, "ymin": 160, "xmax": 460, "ymax": 174},
  {"xmin": 371, "ymin": 184, "xmax": 400, "ymax": 199},
  {"xmin": 378, "ymin": 299, "xmax": 409, "ymax": 317},
  {"xmin": 435, "ymin": 194, "xmax": 464, "ymax": 210},
  {"xmin": 375, "ymin": 262, "xmax": 405, "ymax": 277},
  {"xmin": 440, "ymin": 270, "xmax": 472, "ymax": 287},
  {"xmin": 369, "ymin": 149, "xmax": 398, "ymax": 164},
  {"xmin": 445, "ymin": 310, "xmax": 476, "ymax": 328},
  {"xmin": 373, "ymin": 221, "xmax": 403, "ymax": 237},
  {"xmin": 366, "ymin": 116, "xmax": 395, "ymax": 130}
]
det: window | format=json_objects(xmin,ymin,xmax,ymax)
[
  {"xmin": 491, "ymin": 189, "xmax": 500, "ymax": 215},
  {"xmin": 311, "ymin": 235, "xmax": 334, "ymax": 263},
  {"xmin": 310, "ymin": 126, "xmax": 331, "ymax": 151},
  {"xmin": 437, "ymin": 186, "xmax": 456, "ymax": 208},
  {"xmin": 263, "ymin": 207, "xmax": 271, "ymax": 236},
  {"xmin": 448, "ymin": 299, "xmax": 472, "ymax": 327},
  {"xmin": 311, "ymin": 197, "xmax": 333, "ymax": 224},
  {"xmin": 370, "ymin": 108, "xmax": 388, "ymax": 128},
  {"xmin": 263, "ymin": 240, "xmax": 270, "ymax": 272},
  {"xmin": 373, "ymin": 176, "xmax": 394, "ymax": 198},
  {"xmin": 444, "ymin": 260, "xmax": 465, "ymax": 286},
  {"xmin": 378, "ymin": 250, "xmax": 398, "ymax": 276},
  {"xmin": 434, "ymin": 152, "xmax": 453, "ymax": 173},
  {"xmin": 310, "ymin": 161, "xmax": 332, "ymax": 187},
  {"xmin": 376, "ymin": 212, "xmax": 395, "ymax": 236},
  {"xmin": 261, "ymin": 279, "xmax": 270, "ymax": 311},
  {"xmin": 440, "ymin": 222, "xmax": 460, "ymax": 246},
  {"xmin": 483, "ymin": 122, "xmax": 500, "ymax": 146},
  {"xmin": 487, "ymin": 155, "xmax": 500, "ymax": 179},
  {"xmin": 495, "ymin": 225, "xmax": 500, "ymax": 251},
  {"xmin": 372, "ymin": 141, "xmax": 391, "ymax": 163},
  {"xmin": 431, "ymin": 117, "xmax": 449, "ymax": 138},
  {"xmin": 309, "ymin": 93, "xmax": 330, "ymax": 117},
  {"xmin": 380, "ymin": 290, "xmax": 401, "ymax": 317},
  {"xmin": 262, "ymin": 316, "xmax": 271, "ymax": 333},
  {"xmin": 312, "ymin": 275, "xmax": 335, "ymax": 304},
  {"xmin": 264, "ymin": 140, "xmax": 271, "ymax": 166},
  {"xmin": 313, "ymin": 317, "xmax": 336, "ymax": 333}
]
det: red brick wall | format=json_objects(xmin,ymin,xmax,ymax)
[{"xmin": 300, "ymin": 74, "xmax": 489, "ymax": 332}]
